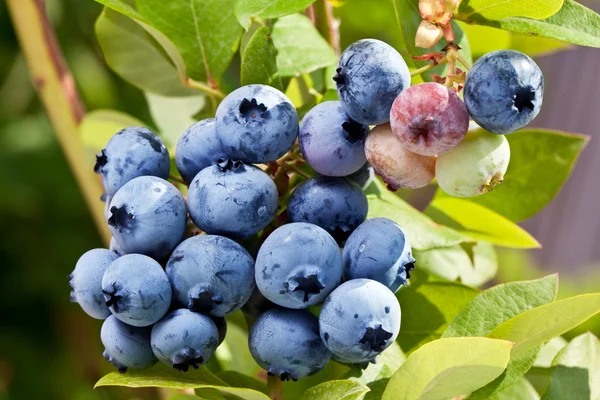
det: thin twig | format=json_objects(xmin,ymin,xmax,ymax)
[
  {"xmin": 410, "ymin": 58, "xmax": 448, "ymax": 77},
  {"xmin": 184, "ymin": 78, "xmax": 226, "ymax": 99},
  {"xmin": 315, "ymin": 0, "xmax": 341, "ymax": 56},
  {"xmin": 286, "ymin": 163, "xmax": 312, "ymax": 179},
  {"xmin": 6, "ymin": 0, "xmax": 110, "ymax": 243},
  {"xmin": 267, "ymin": 375, "xmax": 283, "ymax": 400}
]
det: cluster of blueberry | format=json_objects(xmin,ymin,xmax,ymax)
[{"xmin": 68, "ymin": 37, "xmax": 543, "ymax": 381}]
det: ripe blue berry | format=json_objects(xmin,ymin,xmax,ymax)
[
  {"xmin": 343, "ymin": 218, "xmax": 415, "ymax": 292},
  {"xmin": 299, "ymin": 101, "xmax": 369, "ymax": 177},
  {"xmin": 94, "ymin": 127, "xmax": 170, "ymax": 196},
  {"xmin": 334, "ymin": 39, "xmax": 411, "ymax": 125},
  {"xmin": 319, "ymin": 279, "xmax": 401, "ymax": 364},
  {"xmin": 165, "ymin": 235, "xmax": 255, "ymax": 317},
  {"xmin": 249, "ymin": 308, "xmax": 331, "ymax": 381},
  {"xmin": 151, "ymin": 309, "xmax": 219, "ymax": 371},
  {"xmin": 216, "ymin": 84, "xmax": 298, "ymax": 163},
  {"xmin": 175, "ymin": 119, "xmax": 228, "ymax": 184},
  {"xmin": 287, "ymin": 177, "xmax": 368, "ymax": 243},
  {"xmin": 101, "ymin": 315, "xmax": 156, "ymax": 373},
  {"xmin": 346, "ymin": 162, "xmax": 375, "ymax": 190},
  {"xmin": 187, "ymin": 160, "xmax": 278, "ymax": 239},
  {"xmin": 107, "ymin": 176, "xmax": 187, "ymax": 260},
  {"xmin": 464, "ymin": 50, "xmax": 544, "ymax": 134},
  {"xmin": 68, "ymin": 249, "xmax": 119, "ymax": 319},
  {"xmin": 255, "ymin": 223, "xmax": 343, "ymax": 309},
  {"xmin": 109, "ymin": 237, "xmax": 125, "ymax": 256},
  {"xmin": 102, "ymin": 254, "xmax": 172, "ymax": 327}
]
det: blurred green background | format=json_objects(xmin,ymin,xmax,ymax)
[{"xmin": 1, "ymin": 1, "xmax": 599, "ymax": 399}]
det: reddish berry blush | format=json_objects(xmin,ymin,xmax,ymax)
[{"xmin": 390, "ymin": 82, "xmax": 469, "ymax": 156}]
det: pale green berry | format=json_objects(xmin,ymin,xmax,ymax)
[{"xmin": 436, "ymin": 131, "xmax": 510, "ymax": 197}]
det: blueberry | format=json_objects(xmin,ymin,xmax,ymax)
[
  {"xmin": 102, "ymin": 254, "xmax": 172, "ymax": 327},
  {"xmin": 216, "ymin": 85, "xmax": 298, "ymax": 163},
  {"xmin": 211, "ymin": 316, "xmax": 227, "ymax": 346},
  {"xmin": 107, "ymin": 176, "xmax": 187, "ymax": 260},
  {"xmin": 101, "ymin": 315, "xmax": 156, "ymax": 373},
  {"xmin": 151, "ymin": 309, "xmax": 219, "ymax": 371},
  {"xmin": 249, "ymin": 308, "xmax": 331, "ymax": 381},
  {"xmin": 255, "ymin": 223, "xmax": 343, "ymax": 309},
  {"xmin": 175, "ymin": 119, "xmax": 229, "ymax": 184},
  {"xmin": 346, "ymin": 162, "xmax": 375, "ymax": 190},
  {"xmin": 319, "ymin": 279, "xmax": 401, "ymax": 364},
  {"xmin": 165, "ymin": 235, "xmax": 255, "ymax": 317},
  {"xmin": 343, "ymin": 218, "xmax": 415, "ymax": 292},
  {"xmin": 299, "ymin": 101, "xmax": 369, "ymax": 177},
  {"xmin": 287, "ymin": 177, "xmax": 368, "ymax": 243},
  {"xmin": 94, "ymin": 127, "xmax": 170, "ymax": 196},
  {"xmin": 241, "ymin": 288, "xmax": 276, "ymax": 319},
  {"xmin": 68, "ymin": 249, "xmax": 119, "ymax": 319},
  {"xmin": 464, "ymin": 50, "xmax": 544, "ymax": 134},
  {"xmin": 187, "ymin": 160, "xmax": 278, "ymax": 239},
  {"xmin": 334, "ymin": 39, "xmax": 410, "ymax": 125},
  {"xmin": 109, "ymin": 237, "xmax": 125, "ymax": 256}
]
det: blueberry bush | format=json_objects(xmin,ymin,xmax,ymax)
[{"xmin": 8, "ymin": 0, "xmax": 600, "ymax": 399}]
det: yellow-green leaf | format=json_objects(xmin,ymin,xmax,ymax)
[
  {"xmin": 456, "ymin": 0, "xmax": 563, "ymax": 22},
  {"xmin": 300, "ymin": 380, "xmax": 369, "ymax": 400}
]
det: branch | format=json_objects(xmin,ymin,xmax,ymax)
[
  {"xmin": 6, "ymin": 0, "xmax": 110, "ymax": 243},
  {"xmin": 315, "ymin": 0, "xmax": 341, "ymax": 56},
  {"xmin": 267, "ymin": 375, "xmax": 283, "ymax": 400}
]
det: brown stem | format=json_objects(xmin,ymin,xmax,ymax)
[
  {"xmin": 305, "ymin": 4, "xmax": 317, "ymax": 25},
  {"xmin": 315, "ymin": 0, "xmax": 341, "ymax": 56},
  {"xmin": 267, "ymin": 375, "xmax": 283, "ymax": 400},
  {"xmin": 6, "ymin": 0, "xmax": 110, "ymax": 243}
]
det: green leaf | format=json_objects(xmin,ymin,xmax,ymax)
[
  {"xmin": 397, "ymin": 282, "xmax": 479, "ymax": 354},
  {"xmin": 391, "ymin": 0, "xmax": 472, "ymax": 81},
  {"xmin": 542, "ymin": 332, "xmax": 600, "ymax": 400},
  {"xmin": 240, "ymin": 26, "xmax": 282, "ymax": 89},
  {"xmin": 533, "ymin": 337, "xmax": 568, "ymax": 368},
  {"xmin": 215, "ymin": 371, "xmax": 267, "ymax": 394},
  {"xmin": 427, "ymin": 197, "xmax": 540, "ymax": 248},
  {"xmin": 413, "ymin": 242, "xmax": 497, "ymax": 287},
  {"xmin": 271, "ymin": 14, "xmax": 338, "ymax": 77},
  {"xmin": 444, "ymin": 275, "xmax": 558, "ymax": 338},
  {"xmin": 488, "ymin": 293, "xmax": 600, "ymax": 356},
  {"xmin": 436, "ymin": 129, "xmax": 588, "ymax": 222},
  {"xmin": 145, "ymin": 93, "xmax": 204, "ymax": 147},
  {"xmin": 456, "ymin": 0, "xmax": 563, "ymax": 21},
  {"xmin": 79, "ymin": 109, "xmax": 145, "ymax": 170},
  {"xmin": 456, "ymin": 0, "xmax": 600, "ymax": 48},
  {"xmin": 95, "ymin": 8, "xmax": 194, "ymax": 97},
  {"xmin": 235, "ymin": 0, "xmax": 318, "ymax": 29},
  {"xmin": 382, "ymin": 337, "xmax": 513, "ymax": 400},
  {"xmin": 300, "ymin": 380, "xmax": 369, "ymax": 400},
  {"xmin": 366, "ymin": 179, "xmax": 471, "ymax": 250},
  {"xmin": 282, "ymin": 362, "xmax": 351, "ymax": 400},
  {"xmin": 214, "ymin": 318, "xmax": 261, "ymax": 377},
  {"xmin": 487, "ymin": 378, "xmax": 540, "ymax": 400},
  {"xmin": 95, "ymin": 363, "xmax": 270, "ymax": 400},
  {"xmin": 135, "ymin": 0, "xmax": 243, "ymax": 83}
]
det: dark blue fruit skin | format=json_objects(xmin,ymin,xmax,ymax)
[
  {"xmin": 334, "ymin": 39, "xmax": 411, "ymax": 125},
  {"xmin": 102, "ymin": 254, "xmax": 172, "ymax": 327},
  {"xmin": 109, "ymin": 237, "xmax": 125, "ymax": 256},
  {"xmin": 346, "ymin": 162, "xmax": 374, "ymax": 190},
  {"xmin": 101, "ymin": 315, "xmax": 156, "ymax": 373},
  {"xmin": 464, "ymin": 50, "xmax": 544, "ymax": 134},
  {"xmin": 255, "ymin": 223, "xmax": 343, "ymax": 309},
  {"xmin": 94, "ymin": 127, "xmax": 170, "ymax": 196},
  {"xmin": 151, "ymin": 309, "xmax": 219, "ymax": 371},
  {"xmin": 187, "ymin": 161, "xmax": 278, "ymax": 239},
  {"xmin": 249, "ymin": 308, "xmax": 331, "ymax": 381},
  {"xmin": 319, "ymin": 279, "xmax": 401, "ymax": 364},
  {"xmin": 165, "ymin": 235, "xmax": 255, "ymax": 317},
  {"xmin": 69, "ymin": 249, "xmax": 119, "ymax": 319},
  {"xmin": 216, "ymin": 85, "xmax": 299, "ymax": 164},
  {"xmin": 287, "ymin": 177, "xmax": 368, "ymax": 244},
  {"xmin": 175, "ymin": 119, "xmax": 229, "ymax": 184},
  {"xmin": 343, "ymin": 218, "xmax": 415, "ymax": 293},
  {"xmin": 299, "ymin": 101, "xmax": 369, "ymax": 177},
  {"xmin": 107, "ymin": 176, "xmax": 187, "ymax": 260}
]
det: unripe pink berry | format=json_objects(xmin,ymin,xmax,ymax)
[
  {"xmin": 390, "ymin": 82, "xmax": 469, "ymax": 156},
  {"xmin": 365, "ymin": 123, "xmax": 436, "ymax": 190}
]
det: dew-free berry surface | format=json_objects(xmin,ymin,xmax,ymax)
[
  {"xmin": 94, "ymin": 127, "xmax": 170, "ymax": 197},
  {"xmin": 165, "ymin": 235, "xmax": 255, "ymax": 317},
  {"xmin": 255, "ymin": 222, "xmax": 343, "ymax": 309},
  {"xmin": 334, "ymin": 38, "xmax": 411, "ymax": 125},
  {"xmin": 101, "ymin": 315, "xmax": 156, "ymax": 373},
  {"xmin": 464, "ymin": 50, "xmax": 544, "ymax": 134}
]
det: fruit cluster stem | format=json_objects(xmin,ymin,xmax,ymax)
[
  {"xmin": 6, "ymin": 0, "xmax": 110, "ymax": 243},
  {"xmin": 314, "ymin": 0, "xmax": 341, "ymax": 56},
  {"xmin": 267, "ymin": 375, "xmax": 283, "ymax": 400}
]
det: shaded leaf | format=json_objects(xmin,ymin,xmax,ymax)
[
  {"xmin": 271, "ymin": 14, "xmax": 337, "ymax": 77},
  {"xmin": 235, "ymin": 0, "xmax": 318, "ymax": 29},
  {"xmin": 240, "ymin": 26, "xmax": 282, "ymax": 89},
  {"xmin": 487, "ymin": 378, "xmax": 540, "ymax": 400},
  {"xmin": 300, "ymin": 380, "xmax": 369, "ymax": 400},
  {"xmin": 382, "ymin": 338, "xmax": 513, "ymax": 400},
  {"xmin": 145, "ymin": 93, "xmax": 204, "ymax": 147},
  {"xmin": 215, "ymin": 371, "xmax": 267, "ymax": 394}
]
